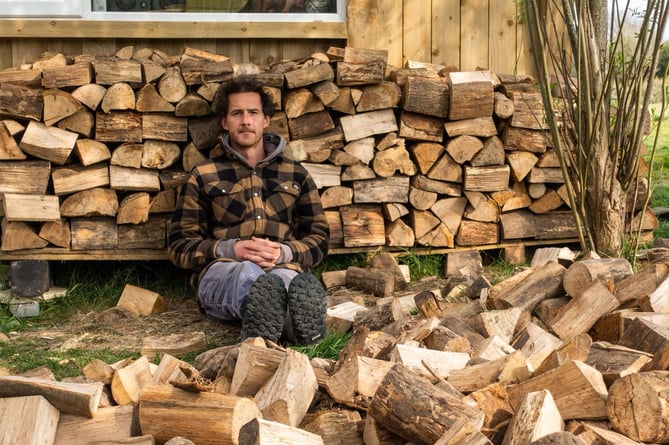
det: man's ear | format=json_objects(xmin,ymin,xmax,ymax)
[
  {"xmin": 263, "ymin": 114, "xmax": 270, "ymax": 128},
  {"xmin": 221, "ymin": 116, "xmax": 228, "ymax": 131}
]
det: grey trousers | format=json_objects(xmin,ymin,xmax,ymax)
[{"xmin": 197, "ymin": 260, "xmax": 298, "ymax": 321}]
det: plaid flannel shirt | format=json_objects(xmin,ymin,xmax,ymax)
[{"xmin": 167, "ymin": 132, "xmax": 329, "ymax": 284}]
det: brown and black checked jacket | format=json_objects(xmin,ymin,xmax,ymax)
[{"xmin": 167, "ymin": 132, "xmax": 330, "ymax": 284}]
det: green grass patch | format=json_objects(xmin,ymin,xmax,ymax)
[
  {"xmin": 293, "ymin": 331, "xmax": 352, "ymax": 360},
  {"xmin": 0, "ymin": 261, "xmax": 192, "ymax": 334},
  {"xmin": 0, "ymin": 338, "xmax": 138, "ymax": 378}
]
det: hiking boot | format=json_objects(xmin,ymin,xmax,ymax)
[
  {"xmin": 240, "ymin": 273, "xmax": 287, "ymax": 343},
  {"xmin": 286, "ymin": 272, "xmax": 326, "ymax": 345}
]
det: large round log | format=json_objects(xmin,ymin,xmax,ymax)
[
  {"xmin": 139, "ymin": 384, "xmax": 261, "ymax": 445},
  {"xmin": 562, "ymin": 258, "xmax": 633, "ymax": 298},
  {"xmin": 607, "ymin": 371, "xmax": 669, "ymax": 443},
  {"xmin": 368, "ymin": 363, "xmax": 484, "ymax": 444}
]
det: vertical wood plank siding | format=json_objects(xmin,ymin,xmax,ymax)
[{"xmin": 0, "ymin": 0, "xmax": 538, "ymax": 75}]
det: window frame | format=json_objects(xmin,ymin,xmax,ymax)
[{"xmin": 0, "ymin": 0, "xmax": 347, "ymax": 38}]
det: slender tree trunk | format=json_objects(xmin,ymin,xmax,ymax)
[{"xmin": 586, "ymin": 130, "xmax": 627, "ymax": 257}]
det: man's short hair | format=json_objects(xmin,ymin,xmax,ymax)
[{"xmin": 211, "ymin": 76, "xmax": 276, "ymax": 117}]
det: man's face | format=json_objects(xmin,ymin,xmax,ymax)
[{"xmin": 221, "ymin": 92, "xmax": 270, "ymax": 151}]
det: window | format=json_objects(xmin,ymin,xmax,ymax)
[
  {"xmin": 0, "ymin": 0, "xmax": 82, "ymax": 17},
  {"xmin": 0, "ymin": 0, "xmax": 344, "ymax": 21}
]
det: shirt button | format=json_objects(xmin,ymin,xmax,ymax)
[
  {"xmin": 254, "ymin": 192, "xmax": 258, "ymax": 197},
  {"xmin": 256, "ymin": 215, "xmax": 261, "ymax": 219}
]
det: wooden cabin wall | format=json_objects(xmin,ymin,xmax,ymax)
[
  {"xmin": 346, "ymin": 0, "xmax": 536, "ymax": 75},
  {"xmin": 0, "ymin": 0, "xmax": 541, "ymax": 75}
]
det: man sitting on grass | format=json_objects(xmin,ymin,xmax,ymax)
[{"xmin": 167, "ymin": 76, "xmax": 330, "ymax": 345}]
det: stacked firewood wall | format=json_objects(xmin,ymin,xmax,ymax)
[{"xmin": 0, "ymin": 46, "xmax": 655, "ymax": 254}]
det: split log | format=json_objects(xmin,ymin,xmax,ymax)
[
  {"xmin": 511, "ymin": 322, "xmax": 562, "ymax": 373},
  {"xmin": 302, "ymin": 410, "xmax": 365, "ymax": 444},
  {"xmin": 117, "ymin": 192, "xmax": 150, "ymax": 225},
  {"xmin": 506, "ymin": 360, "xmax": 608, "ymax": 420},
  {"xmin": 336, "ymin": 60, "xmax": 385, "ymax": 86},
  {"xmin": 488, "ymin": 261, "xmax": 566, "ymax": 312},
  {"xmin": 19, "ymin": 120, "xmax": 78, "ymax": 165},
  {"xmin": 60, "ymin": 188, "xmax": 118, "ymax": 218},
  {"xmin": 0, "ymin": 83, "xmax": 44, "ymax": 121},
  {"xmin": 116, "ymin": 284, "xmax": 167, "ymax": 316},
  {"xmin": 464, "ymin": 165, "xmax": 511, "ymax": 192},
  {"xmin": 284, "ymin": 88, "xmax": 325, "ymax": 118},
  {"xmin": 548, "ymin": 280, "xmax": 621, "ymax": 341},
  {"xmin": 340, "ymin": 109, "xmax": 398, "ymax": 142},
  {"xmin": 372, "ymin": 145, "xmax": 417, "ymax": 177},
  {"xmin": 109, "ymin": 165, "xmax": 161, "ymax": 192},
  {"xmin": 239, "ymin": 418, "xmax": 325, "ymax": 445},
  {"xmin": 368, "ymin": 363, "xmax": 485, "ymax": 444},
  {"xmin": 444, "ymin": 117, "xmax": 497, "ymax": 138},
  {"xmin": 43, "ymin": 88, "xmax": 83, "ymax": 126},
  {"xmin": 346, "ymin": 266, "xmax": 395, "ymax": 297},
  {"xmin": 288, "ymin": 110, "xmax": 335, "ymax": 139},
  {"xmin": 1, "ymin": 220, "xmax": 49, "ymax": 251},
  {"xmin": 52, "ymin": 163, "xmax": 110, "ymax": 196},
  {"xmin": 229, "ymin": 343, "xmax": 285, "ymax": 397},
  {"xmin": 284, "ymin": 61, "xmax": 335, "ymax": 88},
  {"xmin": 584, "ymin": 341, "xmax": 652, "ymax": 387},
  {"xmin": 470, "ymin": 307, "xmax": 522, "ymax": 344},
  {"xmin": 71, "ymin": 83, "xmax": 107, "ymax": 111},
  {"xmin": 532, "ymin": 334, "xmax": 592, "ymax": 377},
  {"xmin": 356, "ymin": 81, "xmax": 402, "ymax": 112},
  {"xmin": 75, "ymin": 139, "xmax": 111, "ymax": 166},
  {"xmin": 254, "ymin": 348, "xmax": 318, "ymax": 427},
  {"xmin": 157, "ymin": 67, "xmax": 188, "ymax": 103},
  {"xmin": 324, "ymin": 355, "xmax": 393, "ymax": 410},
  {"xmin": 326, "ymin": 300, "xmax": 369, "ymax": 335},
  {"xmin": 501, "ymin": 390, "xmax": 563, "ymax": 445},
  {"xmin": 446, "ymin": 351, "xmax": 529, "ymax": 393},
  {"xmin": 448, "ymin": 71, "xmax": 494, "ymax": 120},
  {"xmin": 0, "ymin": 121, "xmax": 25, "ymax": 160},
  {"xmin": 456, "ymin": 220, "xmax": 498, "ymax": 245},
  {"xmin": 39, "ymin": 219, "xmax": 71, "ymax": 248},
  {"xmin": 101, "ymin": 82, "xmax": 136, "ymax": 113},
  {"xmin": 1, "ymin": 193, "xmax": 60, "ymax": 222},
  {"xmin": 95, "ymin": 111, "xmax": 142, "ymax": 144},
  {"xmin": 136, "ymin": 84, "xmax": 175, "ymax": 113},
  {"xmin": 54, "ymin": 404, "xmax": 139, "ymax": 445},
  {"xmin": 619, "ymin": 317, "xmax": 669, "ymax": 371},
  {"xmin": 0, "ymin": 395, "xmax": 60, "ymax": 445},
  {"xmin": 111, "ymin": 356, "xmax": 153, "ymax": 406},
  {"xmin": 138, "ymin": 384, "xmax": 262, "ymax": 445},
  {"xmin": 142, "ymin": 115, "xmax": 188, "ymax": 142},
  {"xmin": 569, "ymin": 421, "xmax": 642, "ymax": 445},
  {"xmin": 94, "ymin": 59, "xmax": 143, "ymax": 85},
  {"xmin": 446, "ymin": 135, "xmax": 484, "ymax": 164},
  {"xmin": 0, "ymin": 375, "xmax": 103, "ymax": 417},
  {"xmin": 400, "ymin": 75, "xmax": 450, "ymax": 118},
  {"xmin": 388, "ymin": 343, "xmax": 469, "ymax": 380},
  {"xmin": 472, "ymin": 135, "xmax": 506, "ymax": 167},
  {"xmin": 340, "ymin": 205, "xmax": 386, "ymax": 247},
  {"xmin": 607, "ymin": 371, "xmax": 669, "ymax": 443},
  {"xmin": 562, "ymin": 258, "xmax": 634, "ymax": 298},
  {"xmin": 640, "ymin": 275, "xmax": 669, "ymax": 313}
]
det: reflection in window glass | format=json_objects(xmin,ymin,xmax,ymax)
[{"xmin": 97, "ymin": 0, "xmax": 336, "ymax": 12}]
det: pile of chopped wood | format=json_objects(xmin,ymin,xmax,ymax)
[
  {"xmin": 0, "ymin": 46, "xmax": 655, "ymax": 254},
  {"xmin": 2, "ymin": 246, "xmax": 669, "ymax": 444}
]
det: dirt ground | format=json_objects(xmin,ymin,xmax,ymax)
[{"xmin": 9, "ymin": 273, "xmax": 454, "ymax": 360}]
